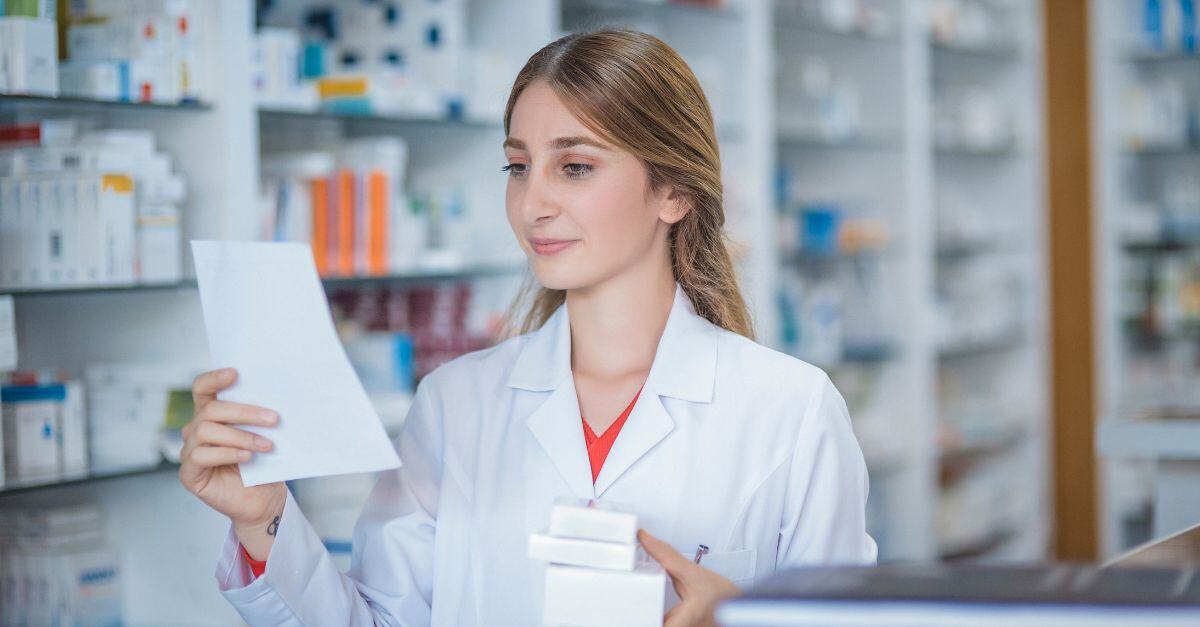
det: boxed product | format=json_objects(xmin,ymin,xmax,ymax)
[{"xmin": 0, "ymin": 17, "xmax": 58, "ymax": 96}]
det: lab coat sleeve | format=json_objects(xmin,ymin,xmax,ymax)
[
  {"xmin": 776, "ymin": 372, "xmax": 879, "ymax": 567},
  {"xmin": 214, "ymin": 377, "xmax": 443, "ymax": 626}
]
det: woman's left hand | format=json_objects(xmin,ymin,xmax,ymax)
[{"xmin": 639, "ymin": 529, "xmax": 741, "ymax": 627}]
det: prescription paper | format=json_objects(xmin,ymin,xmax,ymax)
[{"xmin": 191, "ymin": 241, "xmax": 400, "ymax": 486}]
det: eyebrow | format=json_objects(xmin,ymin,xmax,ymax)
[{"xmin": 503, "ymin": 136, "xmax": 612, "ymax": 152}]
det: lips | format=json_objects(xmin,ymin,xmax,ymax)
[{"xmin": 529, "ymin": 238, "xmax": 579, "ymax": 256}]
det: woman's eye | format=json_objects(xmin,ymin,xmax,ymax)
[
  {"xmin": 501, "ymin": 163, "xmax": 528, "ymax": 178},
  {"xmin": 563, "ymin": 163, "xmax": 592, "ymax": 179}
]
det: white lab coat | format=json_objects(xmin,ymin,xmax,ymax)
[{"xmin": 215, "ymin": 282, "xmax": 877, "ymax": 626}]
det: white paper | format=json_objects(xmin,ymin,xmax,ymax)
[
  {"xmin": 0, "ymin": 295, "xmax": 16, "ymax": 371},
  {"xmin": 191, "ymin": 240, "xmax": 400, "ymax": 486}
]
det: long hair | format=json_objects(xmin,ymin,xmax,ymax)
[{"xmin": 502, "ymin": 28, "xmax": 754, "ymax": 340}]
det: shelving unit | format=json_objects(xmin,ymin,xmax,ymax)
[
  {"xmin": 772, "ymin": 0, "xmax": 1049, "ymax": 564},
  {"xmin": 1091, "ymin": 0, "xmax": 1200, "ymax": 559},
  {"xmin": 0, "ymin": 0, "xmax": 1053, "ymax": 623}
]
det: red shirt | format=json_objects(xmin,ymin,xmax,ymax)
[
  {"xmin": 241, "ymin": 386, "xmax": 644, "ymax": 578},
  {"xmin": 582, "ymin": 386, "xmax": 642, "ymax": 483}
]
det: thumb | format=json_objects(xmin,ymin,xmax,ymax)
[{"xmin": 638, "ymin": 529, "xmax": 692, "ymax": 577}]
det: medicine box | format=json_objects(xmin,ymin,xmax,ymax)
[
  {"xmin": 549, "ymin": 498, "xmax": 639, "ymax": 544},
  {"xmin": 528, "ymin": 532, "xmax": 639, "ymax": 572},
  {"xmin": 543, "ymin": 563, "xmax": 668, "ymax": 627}
]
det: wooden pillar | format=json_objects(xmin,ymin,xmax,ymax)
[{"xmin": 1043, "ymin": 0, "xmax": 1097, "ymax": 561}]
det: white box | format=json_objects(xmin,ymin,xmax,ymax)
[
  {"xmin": 0, "ymin": 178, "xmax": 21, "ymax": 288},
  {"xmin": 135, "ymin": 211, "xmax": 181, "ymax": 283},
  {"xmin": 98, "ymin": 174, "xmax": 135, "ymax": 285},
  {"xmin": 58, "ymin": 61, "xmax": 124, "ymax": 101},
  {"xmin": 0, "ymin": 18, "xmax": 58, "ymax": 96},
  {"xmin": 60, "ymin": 381, "xmax": 89, "ymax": 479},
  {"xmin": 1, "ymin": 384, "xmax": 65, "ymax": 483},
  {"xmin": 529, "ymin": 532, "xmax": 639, "ymax": 571},
  {"xmin": 543, "ymin": 563, "xmax": 667, "ymax": 627},
  {"xmin": 549, "ymin": 498, "xmax": 639, "ymax": 544},
  {"xmin": 67, "ymin": 16, "xmax": 171, "ymax": 62},
  {"xmin": 18, "ymin": 177, "xmax": 45, "ymax": 287}
]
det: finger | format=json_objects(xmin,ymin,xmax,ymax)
[
  {"xmin": 638, "ymin": 529, "xmax": 693, "ymax": 575},
  {"xmin": 192, "ymin": 368, "xmax": 237, "ymax": 408},
  {"xmin": 189, "ymin": 445, "xmax": 254, "ymax": 468},
  {"xmin": 192, "ymin": 421, "xmax": 273, "ymax": 453},
  {"xmin": 197, "ymin": 400, "xmax": 280, "ymax": 427}
]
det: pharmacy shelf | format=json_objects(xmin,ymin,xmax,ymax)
[
  {"xmin": 1092, "ymin": 1, "xmax": 1200, "ymax": 558},
  {"xmin": 777, "ymin": 131, "xmax": 902, "ymax": 151},
  {"xmin": 561, "ymin": 0, "xmax": 741, "ymax": 21},
  {"xmin": 937, "ymin": 331, "xmax": 1028, "ymax": 361},
  {"xmin": 0, "ymin": 93, "xmax": 212, "ymax": 113},
  {"xmin": 256, "ymin": 105, "xmax": 500, "ymax": 130},
  {"xmin": 1127, "ymin": 50, "xmax": 1200, "ymax": 63},
  {"xmin": 0, "ymin": 462, "xmax": 179, "ymax": 497},
  {"xmin": 1, "ymin": 263, "xmax": 527, "ymax": 298},
  {"xmin": 0, "ymin": 282, "xmax": 193, "ymax": 298},
  {"xmin": 930, "ymin": 40, "xmax": 1023, "ymax": 62}
]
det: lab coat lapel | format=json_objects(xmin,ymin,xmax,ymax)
[
  {"xmin": 593, "ymin": 283, "xmax": 719, "ymax": 498},
  {"xmin": 511, "ymin": 302, "xmax": 596, "ymax": 499}
]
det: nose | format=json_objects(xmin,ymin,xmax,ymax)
[{"xmin": 520, "ymin": 168, "xmax": 560, "ymax": 226}]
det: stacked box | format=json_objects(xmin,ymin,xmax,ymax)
[{"xmin": 529, "ymin": 498, "xmax": 667, "ymax": 627}]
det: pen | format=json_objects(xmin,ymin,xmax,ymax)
[{"xmin": 693, "ymin": 544, "xmax": 709, "ymax": 564}]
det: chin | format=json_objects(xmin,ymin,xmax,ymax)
[{"xmin": 529, "ymin": 260, "xmax": 593, "ymax": 292}]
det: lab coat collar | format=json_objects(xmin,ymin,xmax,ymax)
[
  {"xmin": 506, "ymin": 282, "xmax": 719, "ymax": 402},
  {"xmin": 510, "ymin": 282, "xmax": 720, "ymax": 499}
]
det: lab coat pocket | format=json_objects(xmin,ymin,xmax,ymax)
[{"xmin": 700, "ymin": 548, "xmax": 758, "ymax": 585}]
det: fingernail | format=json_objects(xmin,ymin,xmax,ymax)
[
  {"xmin": 255, "ymin": 437, "xmax": 273, "ymax": 451},
  {"xmin": 238, "ymin": 450, "xmax": 252, "ymax": 461},
  {"xmin": 261, "ymin": 411, "xmax": 279, "ymax": 425}
]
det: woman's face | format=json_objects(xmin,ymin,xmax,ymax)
[{"xmin": 503, "ymin": 81, "xmax": 685, "ymax": 291}]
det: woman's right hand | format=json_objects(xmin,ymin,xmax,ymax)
[{"xmin": 180, "ymin": 368, "xmax": 287, "ymax": 540}]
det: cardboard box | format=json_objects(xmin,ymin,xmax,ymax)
[
  {"xmin": 543, "ymin": 563, "xmax": 667, "ymax": 627},
  {"xmin": 0, "ymin": 17, "xmax": 58, "ymax": 96}
]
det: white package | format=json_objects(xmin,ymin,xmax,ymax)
[
  {"xmin": 0, "ymin": 18, "xmax": 58, "ymax": 96},
  {"xmin": 529, "ymin": 532, "xmax": 639, "ymax": 572},
  {"xmin": 549, "ymin": 498, "xmax": 639, "ymax": 544},
  {"xmin": 543, "ymin": 563, "xmax": 667, "ymax": 627},
  {"xmin": 58, "ymin": 61, "xmax": 124, "ymax": 101},
  {"xmin": 1, "ymin": 385, "xmax": 63, "ymax": 483},
  {"xmin": 60, "ymin": 381, "xmax": 89, "ymax": 478}
]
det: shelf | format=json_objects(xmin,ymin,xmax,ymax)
[
  {"xmin": 1127, "ymin": 50, "xmax": 1200, "ymax": 63},
  {"xmin": 777, "ymin": 130, "xmax": 901, "ymax": 152},
  {"xmin": 1122, "ymin": 141, "xmax": 1200, "ymax": 157},
  {"xmin": 1098, "ymin": 419, "xmax": 1200, "ymax": 460},
  {"xmin": 561, "ymin": 0, "xmax": 741, "ymax": 20},
  {"xmin": 321, "ymin": 261, "xmax": 527, "ymax": 289},
  {"xmin": 257, "ymin": 106, "xmax": 499, "ymax": 130},
  {"xmin": 1121, "ymin": 238, "xmax": 1200, "ymax": 255},
  {"xmin": 938, "ymin": 331, "xmax": 1026, "ymax": 360},
  {"xmin": 939, "ymin": 527, "xmax": 1018, "ymax": 562},
  {"xmin": 1, "ymin": 281, "xmax": 194, "ymax": 298},
  {"xmin": 934, "ymin": 141, "xmax": 1021, "ymax": 157},
  {"xmin": 1, "ymin": 261, "xmax": 527, "ymax": 297},
  {"xmin": 773, "ymin": 14, "xmax": 897, "ymax": 43},
  {"xmin": 939, "ymin": 423, "xmax": 1029, "ymax": 485},
  {"xmin": 0, "ymin": 93, "xmax": 212, "ymax": 113},
  {"xmin": 0, "ymin": 462, "xmax": 179, "ymax": 496},
  {"xmin": 931, "ymin": 39, "xmax": 1022, "ymax": 61}
]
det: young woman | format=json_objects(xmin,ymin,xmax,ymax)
[{"xmin": 180, "ymin": 28, "xmax": 876, "ymax": 626}]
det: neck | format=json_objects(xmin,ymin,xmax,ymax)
[{"xmin": 565, "ymin": 254, "xmax": 675, "ymax": 382}]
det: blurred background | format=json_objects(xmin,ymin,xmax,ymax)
[{"xmin": 0, "ymin": 0, "xmax": 1196, "ymax": 624}]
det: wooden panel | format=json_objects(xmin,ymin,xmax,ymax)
[{"xmin": 1043, "ymin": 0, "xmax": 1097, "ymax": 561}]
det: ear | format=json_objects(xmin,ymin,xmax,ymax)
[{"xmin": 658, "ymin": 188, "xmax": 691, "ymax": 225}]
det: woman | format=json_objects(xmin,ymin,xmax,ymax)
[{"xmin": 180, "ymin": 29, "xmax": 876, "ymax": 626}]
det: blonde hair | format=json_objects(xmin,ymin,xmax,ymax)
[{"xmin": 502, "ymin": 28, "xmax": 754, "ymax": 340}]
